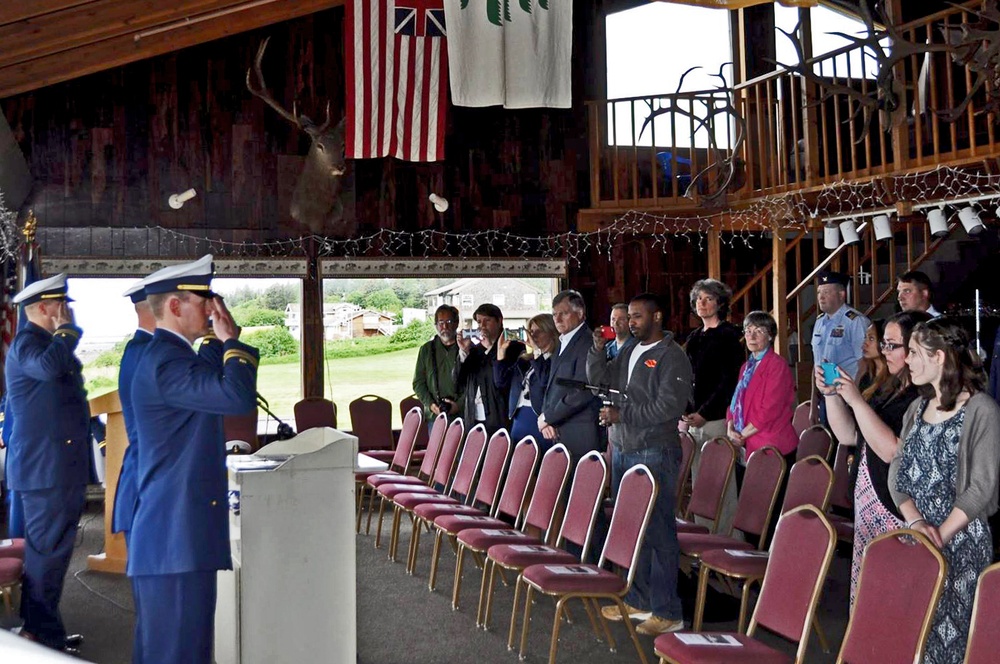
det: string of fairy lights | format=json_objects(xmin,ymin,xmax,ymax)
[{"xmin": 3, "ymin": 165, "xmax": 1000, "ymax": 267}]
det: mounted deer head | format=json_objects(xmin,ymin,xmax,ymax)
[{"xmin": 247, "ymin": 37, "xmax": 347, "ymax": 235}]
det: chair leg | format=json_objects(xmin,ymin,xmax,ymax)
[
  {"xmin": 475, "ymin": 557, "xmax": 491, "ymax": 627},
  {"xmin": 615, "ymin": 597, "xmax": 650, "ymax": 664},
  {"xmin": 812, "ymin": 614, "xmax": 831, "ymax": 653},
  {"xmin": 548, "ymin": 596, "xmax": 568, "ymax": 664},
  {"xmin": 407, "ymin": 518, "xmax": 423, "ymax": 575},
  {"xmin": 451, "ymin": 544, "xmax": 467, "ymax": 610},
  {"xmin": 508, "ymin": 574, "xmax": 523, "ymax": 650},
  {"xmin": 388, "ymin": 506, "xmax": 403, "ymax": 561},
  {"xmin": 429, "ymin": 530, "xmax": 444, "ymax": 591},
  {"xmin": 693, "ymin": 564, "xmax": 710, "ymax": 632},
  {"xmin": 374, "ymin": 494, "xmax": 388, "ymax": 547},
  {"xmin": 738, "ymin": 579, "xmax": 756, "ymax": 634},
  {"xmin": 365, "ymin": 483, "xmax": 380, "ymax": 534},
  {"xmin": 519, "ymin": 584, "xmax": 535, "ymax": 661},
  {"xmin": 355, "ymin": 482, "xmax": 365, "ymax": 533},
  {"xmin": 583, "ymin": 598, "xmax": 607, "ymax": 643}
]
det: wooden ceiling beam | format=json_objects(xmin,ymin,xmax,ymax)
[
  {"xmin": 0, "ymin": 0, "xmax": 98, "ymax": 25},
  {"xmin": 0, "ymin": 0, "xmax": 344, "ymax": 99},
  {"xmin": 0, "ymin": 0, "xmax": 276, "ymax": 70}
]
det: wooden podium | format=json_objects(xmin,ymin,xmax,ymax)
[{"xmin": 87, "ymin": 389, "xmax": 128, "ymax": 574}]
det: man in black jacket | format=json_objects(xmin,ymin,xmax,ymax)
[
  {"xmin": 455, "ymin": 303, "xmax": 524, "ymax": 436},
  {"xmin": 539, "ymin": 290, "xmax": 601, "ymax": 460}
]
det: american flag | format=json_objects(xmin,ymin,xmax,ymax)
[
  {"xmin": 345, "ymin": 0, "xmax": 449, "ymax": 162},
  {"xmin": 0, "ymin": 258, "xmax": 16, "ymax": 361}
]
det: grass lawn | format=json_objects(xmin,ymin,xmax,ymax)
[{"xmin": 86, "ymin": 346, "xmax": 421, "ymax": 432}]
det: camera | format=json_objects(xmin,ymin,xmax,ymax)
[
  {"xmin": 436, "ymin": 399, "xmax": 453, "ymax": 414},
  {"xmin": 598, "ymin": 325, "xmax": 616, "ymax": 340},
  {"xmin": 461, "ymin": 329, "xmax": 480, "ymax": 341}
]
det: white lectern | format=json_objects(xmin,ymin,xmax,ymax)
[{"xmin": 215, "ymin": 427, "xmax": 358, "ymax": 664}]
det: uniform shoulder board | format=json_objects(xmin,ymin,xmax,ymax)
[{"xmin": 845, "ymin": 310, "xmax": 859, "ymax": 320}]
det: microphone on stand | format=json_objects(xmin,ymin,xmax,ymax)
[{"xmin": 257, "ymin": 392, "xmax": 296, "ymax": 440}]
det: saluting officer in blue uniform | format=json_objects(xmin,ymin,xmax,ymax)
[
  {"xmin": 811, "ymin": 270, "xmax": 870, "ymax": 380},
  {"xmin": 4, "ymin": 273, "xmax": 89, "ymax": 655},
  {"xmin": 127, "ymin": 255, "xmax": 258, "ymax": 664}
]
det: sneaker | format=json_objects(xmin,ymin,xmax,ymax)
[
  {"xmin": 600, "ymin": 602, "xmax": 651, "ymax": 622},
  {"xmin": 636, "ymin": 615, "xmax": 685, "ymax": 636}
]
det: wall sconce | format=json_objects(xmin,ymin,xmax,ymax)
[
  {"xmin": 958, "ymin": 206, "xmax": 985, "ymax": 235},
  {"xmin": 926, "ymin": 207, "xmax": 949, "ymax": 237},
  {"xmin": 872, "ymin": 214, "xmax": 893, "ymax": 242},
  {"xmin": 168, "ymin": 188, "xmax": 197, "ymax": 209},
  {"xmin": 429, "ymin": 193, "xmax": 449, "ymax": 213},
  {"xmin": 823, "ymin": 222, "xmax": 840, "ymax": 249},
  {"xmin": 839, "ymin": 219, "xmax": 861, "ymax": 245}
]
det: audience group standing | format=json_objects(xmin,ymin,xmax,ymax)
[{"xmin": 412, "ymin": 268, "xmax": 1000, "ymax": 656}]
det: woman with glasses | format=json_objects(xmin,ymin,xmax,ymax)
[
  {"xmin": 726, "ymin": 311, "xmax": 798, "ymax": 490},
  {"xmin": 494, "ymin": 313, "xmax": 557, "ymax": 449},
  {"xmin": 887, "ymin": 318, "xmax": 1000, "ymax": 664},
  {"xmin": 818, "ymin": 310, "xmax": 931, "ymax": 608}
]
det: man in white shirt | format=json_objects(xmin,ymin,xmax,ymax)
[{"xmin": 896, "ymin": 270, "xmax": 941, "ymax": 317}]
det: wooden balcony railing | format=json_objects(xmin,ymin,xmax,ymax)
[{"xmin": 587, "ymin": 1, "xmax": 998, "ymax": 210}]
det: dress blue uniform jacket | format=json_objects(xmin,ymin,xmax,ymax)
[
  {"xmin": 4, "ymin": 322, "xmax": 90, "ymax": 491},
  {"xmin": 111, "ymin": 329, "xmax": 153, "ymax": 535},
  {"xmin": 127, "ymin": 329, "xmax": 258, "ymax": 577},
  {"xmin": 542, "ymin": 325, "xmax": 602, "ymax": 458}
]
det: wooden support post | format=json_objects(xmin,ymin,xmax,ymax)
[
  {"xmin": 87, "ymin": 390, "xmax": 127, "ymax": 574},
  {"xmin": 301, "ymin": 239, "xmax": 324, "ymax": 399},
  {"xmin": 771, "ymin": 228, "xmax": 788, "ymax": 359},
  {"xmin": 707, "ymin": 225, "xmax": 721, "ymax": 280}
]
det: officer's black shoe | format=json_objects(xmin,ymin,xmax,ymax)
[
  {"xmin": 61, "ymin": 645, "xmax": 82, "ymax": 658},
  {"xmin": 64, "ymin": 634, "xmax": 84, "ymax": 648}
]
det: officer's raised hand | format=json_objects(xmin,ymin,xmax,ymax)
[
  {"xmin": 53, "ymin": 301, "xmax": 75, "ymax": 328},
  {"xmin": 209, "ymin": 297, "xmax": 241, "ymax": 342}
]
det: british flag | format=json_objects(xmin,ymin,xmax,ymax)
[{"xmin": 395, "ymin": 1, "xmax": 446, "ymax": 38}]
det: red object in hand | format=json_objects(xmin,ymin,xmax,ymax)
[{"xmin": 599, "ymin": 325, "xmax": 616, "ymax": 340}]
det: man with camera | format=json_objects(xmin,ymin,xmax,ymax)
[
  {"xmin": 413, "ymin": 305, "xmax": 464, "ymax": 424},
  {"xmin": 455, "ymin": 303, "xmax": 524, "ymax": 435},
  {"xmin": 587, "ymin": 293, "xmax": 692, "ymax": 636}
]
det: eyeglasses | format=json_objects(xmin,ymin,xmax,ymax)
[
  {"xmin": 880, "ymin": 341, "xmax": 905, "ymax": 352},
  {"xmin": 435, "ymin": 319, "xmax": 457, "ymax": 327},
  {"xmin": 743, "ymin": 327, "xmax": 768, "ymax": 337}
]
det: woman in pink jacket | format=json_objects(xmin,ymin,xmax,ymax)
[{"xmin": 726, "ymin": 310, "xmax": 798, "ymax": 490}]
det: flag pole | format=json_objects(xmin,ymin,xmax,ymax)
[{"xmin": 18, "ymin": 209, "xmax": 36, "ymax": 292}]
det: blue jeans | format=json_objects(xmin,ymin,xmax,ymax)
[{"xmin": 613, "ymin": 445, "xmax": 682, "ymax": 621}]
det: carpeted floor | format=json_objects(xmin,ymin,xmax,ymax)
[{"xmin": 2, "ymin": 499, "xmax": 851, "ymax": 663}]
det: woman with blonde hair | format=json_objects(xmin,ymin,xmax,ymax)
[{"xmin": 494, "ymin": 313, "xmax": 557, "ymax": 449}]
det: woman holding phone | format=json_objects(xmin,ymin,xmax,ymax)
[
  {"xmin": 818, "ymin": 310, "xmax": 930, "ymax": 607},
  {"xmin": 494, "ymin": 313, "xmax": 557, "ymax": 449}
]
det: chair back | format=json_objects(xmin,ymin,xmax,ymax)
[
  {"xmin": 430, "ymin": 418, "xmax": 466, "ymax": 489},
  {"xmin": 415, "ymin": 413, "xmax": 449, "ymax": 480},
  {"xmin": 388, "ymin": 407, "xmax": 423, "ymax": 473},
  {"xmin": 792, "ymin": 400, "xmax": 813, "ymax": 436},
  {"xmin": 224, "ymin": 409, "xmax": 259, "ymax": 452},
  {"xmin": 748, "ymin": 505, "xmax": 836, "ymax": 663},
  {"xmin": 400, "ymin": 394, "xmax": 430, "ymax": 450},
  {"xmin": 685, "ymin": 437, "xmax": 736, "ymax": 530},
  {"xmin": 837, "ymin": 529, "xmax": 946, "ymax": 664},
  {"xmin": 829, "ymin": 443, "xmax": 853, "ymax": 510},
  {"xmin": 966, "ymin": 562, "xmax": 1000, "ymax": 664},
  {"xmin": 293, "ymin": 397, "xmax": 337, "ymax": 432},
  {"xmin": 599, "ymin": 465, "xmax": 657, "ymax": 584},
  {"xmin": 349, "ymin": 394, "xmax": 393, "ymax": 451},
  {"xmin": 470, "ymin": 429, "xmax": 512, "ymax": 512},
  {"xmin": 782, "ymin": 455, "xmax": 833, "ymax": 513},
  {"xmin": 445, "ymin": 424, "xmax": 489, "ymax": 502},
  {"xmin": 796, "ymin": 424, "xmax": 832, "ymax": 462},
  {"xmin": 492, "ymin": 436, "xmax": 539, "ymax": 524},
  {"xmin": 522, "ymin": 444, "xmax": 571, "ymax": 540},
  {"xmin": 731, "ymin": 446, "xmax": 786, "ymax": 546},
  {"xmin": 676, "ymin": 430, "xmax": 696, "ymax": 505},
  {"xmin": 557, "ymin": 451, "xmax": 608, "ymax": 558}
]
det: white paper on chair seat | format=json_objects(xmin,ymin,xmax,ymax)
[
  {"xmin": 545, "ymin": 565, "xmax": 598, "ymax": 575},
  {"xmin": 724, "ymin": 549, "xmax": 769, "ymax": 558},
  {"xmin": 480, "ymin": 529, "xmax": 526, "ymax": 537},
  {"xmin": 510, "ymin": 544, "xmax": 556, "ymax": 553},
  {"xmin": 674, "ymin": 633, "xmax": 742, "ymax": 647},
  {"xmin": 452, "ymin": 514, "xmax": 493, "ymax": 521},
  {"xmin": 0, "ymin": 539, "xmax": 11, "ymax": 547}
]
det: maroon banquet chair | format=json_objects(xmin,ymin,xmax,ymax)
[
  {"xmin": 792, "ymin": 400, "xmax": 813, "ymax": 437},
  {"xmin": 489, "ymin": 450, "xmax": 608, "ymax": 644},
  {"xmin": 692, "ymin": 454, "xmax": 833, "ymax": 633},
  {"xmin": 517, "ymin": 463, "xmax": 658, "ymax": 664},
  {"xmin": 676, "ymin": 430, "xmax": 696, "ymax": 511},
  {"xmin": 655, "ymin": 505, "xmax": 837, "ymax": 664},
  {"xmin": 0, "ymin": 538, "xmax": 25, "ymax": 560},
  {"xmin": 676, "ymin": 436, "xmax": 736, "ymax": 535},
  {"xmin": 224, "ymin": 408, "xmax": 259, "ymax": 452},
  {"xmin": 796, "ymin": 424, "xmax": 833, "ymax": 462},
  {"xmin": 355, "ymin": 406, "xmax": 422, "ymax": 533},
  {"xmin": 293, "ymin": 396, "xmax": 337, "ymax": 432},
  {"xmin": 0, "ymin": 556, "xmax": 23, "ymax": 616},
  {"xmin": 965, "ymin": 562, "xmax": 1000, "ymax": 664},
  {"xmin": 349, "ymin": 394, "xmax": 393, "ymax": 452},
  {"xmin": 399, "ymin": 394, "xmax": 429, "ymax": 463},
  {"xmin": 826, "ymin": 443, "xmax": 855, "ymax": 544},
  {"xmin": 836, "ymin": 529, "xmax": 946, "ymax": 664}
]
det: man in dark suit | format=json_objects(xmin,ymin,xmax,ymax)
[
  {"xmin": 4, "ymin": 273, "xmax": 89, "ymax": 655},
  {"xmin": 539, "ymin": 290, "xmax": 601, "ymax": 460},
  {"xmin": 455, "ymin": 303, "xmax": 524, "ymax": 436},
  {"xmin": 128, "ymin": 255, "xmax": 259, "ymax": 664}
]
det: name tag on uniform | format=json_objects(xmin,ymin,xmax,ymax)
[{"xmin": 830, "ymin": 327, "xmax": 845, "ymax": 338}]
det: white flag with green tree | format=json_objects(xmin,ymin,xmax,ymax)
[{"xmin": 444, "ymin": 0, "xmax": 572, "ymax": 109}]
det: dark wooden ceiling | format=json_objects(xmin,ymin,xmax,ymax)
[{"xmin": 0, "ymin": 0, "xmax": 345, "ymax": 99}]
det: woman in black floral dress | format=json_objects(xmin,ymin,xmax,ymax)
[{"xmin": 888, "ymin": 318, "xmax": 1000, "ymax": 664}]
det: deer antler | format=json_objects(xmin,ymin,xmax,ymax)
[
  {"xmin": 937, "ymin": 1, "xmax": 1000, "ymax": 122},
  {"xmin": 246, "ymin": 37, "xmax": 302, "ymax": 127}
]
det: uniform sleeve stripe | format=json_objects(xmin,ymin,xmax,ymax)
[
  {"xmin": 55, "ymin": 327, "xmax": 80, "ymax": 339},
  {"xmin": 224, "ymin": 349, "xmax": 258, "ymax": 368}
]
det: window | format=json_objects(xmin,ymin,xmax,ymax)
[
  {"xmin": 774, "ymin": 5, "xmax": 880, "ymax": 80},
  {"xmin": 461, "ymin": 293, "xmax": 474, "ymax": 307},
  {"xmin": 493, "ymin": 294, "xmax": 506, "ymax": 306}
]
